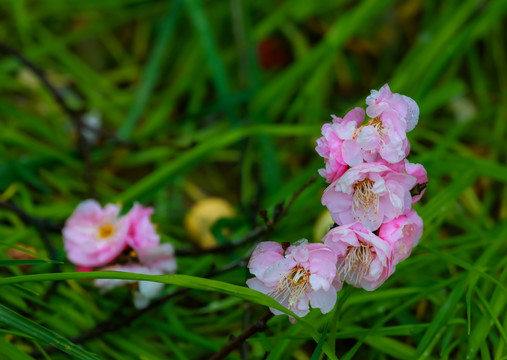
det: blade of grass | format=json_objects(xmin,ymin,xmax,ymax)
[
  {"xmin": 117, "ymin": 0, "xmax": 182, "ymax": 139},
  {"xmin": 0, "ymin": 336, "xmax": 34, "ymax": 360},
  {"xmin": 310, "ymin": 320, "xmax": 329, "ymax": 360},
  {"xmin": 184, "ymin": 0, "xmax": 237, "ymax": 123},
  {"xmin": 414, "ymin": 220, "xmax": 507, "ymax": 359},
  {"xmin": 114, "ymin": 124, "xmax": 318, "ymax": 204},
  {"xmin": 0, "ymin": 271, "xmax": 337, "ymax": 359},
  {"xmin": 475, "ymin": 288, "xmax": 507, "ymax": 345},
  {"xmin": 0, "ymin": 303, "xmax": 102, "ymax": 360},
  {"xmin": 418, "ymin": 170, "xmax": 477, "ymax": 224}
]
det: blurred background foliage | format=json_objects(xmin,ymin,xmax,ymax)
[{"xmin": 0, "ymin": 0, "xmax": 506, "ymax": 359}]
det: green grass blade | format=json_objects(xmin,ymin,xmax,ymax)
[
  {"xmin": 0, "ymin": 336, "xmax": 34, "ymax": 360},
  {"xmin": 0, "ymin": 303, "xmax": 102, "ymax": 360},
  {"xmin": 0, "ymin": 271, "xmax": 337, "ymax": 359},
  {"xmin": 117, "ymin": 0, "xmax": 182, "ymax": 139},
  {"xmin": 114, "ymin": 124, "xmax": 317, "ymax": 204},
  {"xmin": 310, "ymin": 320, "xmax": 329, "ymax": 360}
]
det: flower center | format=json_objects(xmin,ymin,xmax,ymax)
[
  {"xmin": 353, "ymin": 116, "xmax": 383, "ymax": 139},
  {"xmin": 353, "ymin": 179, "xmax": 379, "ymax": 217},
  {"xmin": 337, "ymin": 242, "xmax": 374, "ymax": 286},
  {"xmin": 270, "ymin": 266, "xmax": 310, "ymax": 308},
  {"xmin": 366, "ymin": 116, "xmax": 383, "ymax": 132},
  {"xmin": 98, "ymin": 223, "xmax": 114, "ymax": 239}
]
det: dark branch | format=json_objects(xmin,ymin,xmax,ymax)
[
  {"xmin": 0, "ymin": 42, "xmax": 97, "ymax": 197},
  {"xmin": 0, "ymin": 201, "xmax": 63, "ymax": 233},
  {"xmin": 0, "ymin": 201, "xmax": 63, "ymax": 300},
  {"xmin": 175, "ymin": 224, "xmax": 270, "ymax": 256},
  {"xmin": 273, "ymin": 175, "xmax": 317, "ymax": 224},
  {"xmin": 208, "ymin": 311, "xmax": 274, "ymax": 360},
  {"xmin": 176, "ymin": 175, "xmax": 318, "ymax": 257}
]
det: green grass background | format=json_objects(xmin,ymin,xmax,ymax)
[{"xmin": 0, "ymin": 0, "xmax": 506, "ymax": 359}]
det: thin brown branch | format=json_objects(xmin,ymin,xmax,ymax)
[
  {"xmin": 0, "ymin": 42, "xmax": 97, "ymax": 197},
  {"xmin": 0, "ymin": 43, "xmax": 135, "ymax": 148},
  {"xmin": 208, "ymin": 310, "xmax": 274, "ymax": 360},
  {"xmin": 0, "ymin": 201, "xmax": 63, "ymax": 233},
  {"xmin": 0, "ymin": 201, "xmax": 62, "ymax": 265},
  {"xmin": 273, "ymin": 175, "xmax": 317, "ymax": 224},
  {"xmin": 0, "ymin": 201, "xmax": 63, "ymax": 300},
  {"xmin": 0, "ymin": 43, "xmax": 80, "ymax": 120},
  {"xmin": 175, "ymin": 224, "xmax": 270, "ymax": 256},
  {"xmin": 177, "ymin": 175, "xmax": 318, "ymax": 257}
]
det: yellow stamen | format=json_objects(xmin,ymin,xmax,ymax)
[
  {"xmin": 98, "ymin": 223, "xmax": 114, "ymax": 239},
  {"xmin": 270, "ymin": 266, "xmax": 310, "ymax": 308},
  {"xmin": 337, "ymin": 242, "xmax": 374, "ymax": 286},
  {"xmin": 353, "ymin": 179, "xmax": 379, "ymax": 217}
]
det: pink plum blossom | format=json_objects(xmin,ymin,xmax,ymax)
[
  {"xmin": 366, "ymin": 84, "xmax": 419, "ymax": 132},
  {"xmin": 316, "ymin": 108, "xmax": 365, "ymax": 183},
  {"xmin": 322, "ymin": 223, "xmax": 393, "ymax": 291},
  {"xmin": 405, "ymin": 162, "xmax": 427, "ymax": 204},
  {"xmin": 63, "ymin": 199, "xmax": 128, "ymax": 267},
  {"xmin": 353, "ymin": 111, "xmax": 411, "ymax": 164},
  {"xmin": 94, "ymin": 242, "xmax": 177, "ymax": 309},
  {"xmin": 137, "ymin": 243, "xmax": 177, "ymax": 275},
  {"xmin": 246, "ymin": 240, "xmax": 340, "ymax": 318},
  {"xmin": 332, "ymin": 84, "xmax": 419, "ymax": 164},
  {"xmin": 387, "ymin": 160, "xmax": 428, "ymax": 204},
  {"xmin": 379, "ymin": 209, "xmax": 423, "ymax": 267},
  {"xmin": 320, "ymin": 104, "xmax": 412, "ymax": 165},
  {"xmin": 125, "ymin": 203, "xmax": 160, "ymax": 250},
  {"xmin": 322, "ymin": 162, "xmax": 416, "ymax": 231}
]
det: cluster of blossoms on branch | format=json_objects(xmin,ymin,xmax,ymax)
[
  {"xmin": 247, "ymin": 84, "xmax": 427, "ymax": 318},
  {"xmin": 63, "ymin": 200, "xmax": 176, "ymax": 309}
]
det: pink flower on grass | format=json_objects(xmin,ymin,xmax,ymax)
[
  {"xmin": 94, "ymin": 243, "xmax": 176, "ymax": 309},
  {"xmin": 322, "ymin": 162, "xmax": 416, "ymax": 231},
  {"xmin": 405, "ymin": 162, "xmax": 427, "ymax": 204},
  {"xmin": 366, "ymin": 84, "xmax": 419, "ymax": 132},
  {"xmin": 387, "ymin": 160, "xmax": 428, "ymax": 204},
  {"xmin": 126, "ymin": 203, "xmax": 160, "ymax": 250},
  {"xmin": 379, "ymin": 210, "xmax": 423, "ymax": 268},
  {"xmin": 246, "ymin": 240, "xmax": 339, "ymax": 318},
  {"xmin": 316, "ymin": 108, "xmax": 365, "ymax": 183},
  {"xmin": 63, "ymin": 200, "xmax": 128, "ymax": 267},
  {"xmin": 353, "ymin": 111, "xmax": 411, "ymax": 164},
  {"xmin": 333, "ymin": 84, "xmax": 419, "ymax": 164},
  {"xmin": 322, "ymin": 223, "xmax": 393, "ymax": 291}
]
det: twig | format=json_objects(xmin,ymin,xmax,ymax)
[
  {"xmin": 0, "ymin": 42, "xmax": 96, "ymax": 197},
  {"xmin": 0, "ymin": 43, "xmax": 80, "ymax": 121},
  {"xmin": 273, "ymin": 175, "xmax": 317, "ymax": 224},
  {"xmin": 0, "ymin": 201, "xmax": 62, "ymax": 265},
  {"xmin": 0, "ymin": 201, "xmax": 63, "ymax": 300},
  {"xmin": 175, "ymin": 224, "xmax": 270, "ymax": 256},
  {"xmin": 0, "ymin": 43, "xmax": 136, "ymax": 149},
  {"xmin": 0, "ymin": 201, "xmax": 63, "ymax": 233},
  {"xmin": 177, "ymin": 175, "xmax": 318, "ymax": 257},
  {"xmin": 36, "ymin": 226, "xmax": 63, "ymax": 301},
  {"xmin": 208, "ymin": 310, "xmax": 274, "ymax": 360}
]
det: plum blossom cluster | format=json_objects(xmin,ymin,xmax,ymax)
[
  {"xmin": 63, "ymin": 200, "xmax": 176, "ymax": 309},
  {"xmin": 246, "ymin": 85, "xmax": 426, "ymax": 318}
]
